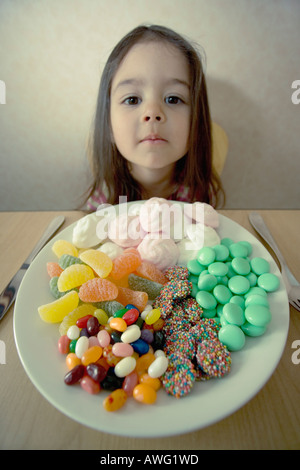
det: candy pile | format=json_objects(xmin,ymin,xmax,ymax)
[
  {"xmin": 187, "ymin": 239, "xmax": 280, "ymax": 351},
  {"xmin": 37, "ymin": 204, "xmax": 280, "ymax": 413}
]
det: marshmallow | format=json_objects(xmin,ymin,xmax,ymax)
[
  {"xmin": 97, "ymin": 241, "xmax": 124, "ymax": 259},
  {"xmin": 184, "ymin": 202, "xmax": 219, "ymax": 228},
  {"xmin": 72, "ymin": 213, "xmax": 107, "ymax": 248},
  {"xmin": 185, "ymin": 222, "xmax": 220, "ymax": 248},
  {"xmin": 176, "ymin": 238, "xmax": 200, "ymax": 266},
  {"xmin": 137, "ymin": 235, "xmax": 179, "ymax": 271},
  {"xmin": 108, "ymin": 214, "xmax": 147, "ymax": 247}
]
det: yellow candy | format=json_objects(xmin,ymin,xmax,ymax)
[
  {"xmin": 59, "ymin": 303, "xmax": 96, "ymax": 335},
  {"xmin": 57, "ymin": 264, "xmax": 95, "ymax": 292},
  {"xmin": 145, "ymin": 308, "xmax": 161, "ymax": 325},
  {"xmin": 103, "ymin": 388, "xmax": 128, "ymax": 412},
  {"xmin": 52, "ymin": 240, "xmax": 78, "ymax": 258},
  {"xmin": 93, "ymin": 308, "xmax": 109, "ymax": 325},
  {"xmin": 38, "ymin": 290, "xmax": 79, "ymax": 323},
  {"xmin": 79, "ymin": 249, "xmax": 113, "ymax": 278}
]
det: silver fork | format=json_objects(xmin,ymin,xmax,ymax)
[{"xmin": 249, "ymin": 211, "xmax": 300, "ymax": 311}]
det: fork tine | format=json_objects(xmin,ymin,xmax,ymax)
[{"xmin": 290, "ymin": 300, "xmax": 300, "ymax": 311}]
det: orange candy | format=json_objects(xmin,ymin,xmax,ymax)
[
  {"xmin": 47, "ymin": 262, "xmax": 63, "ymax": 278},
  {"xmin": 81, "ymin": 345, "xmax": 103, "ymax": 366},
  {"xmin": 103, "ymin": 388, "xmax": 128, "ymax": 412},
  {"xmin": 66, "ymin": 353, "xmax": 82, "ymax": 370},
  {"xmin": 110, "ymin": 252, "xmax": 141, "ymax": 281},
  {"xmin": 133, "ymin": 383, "xmax": 157, "ymax": 405},
  {"xmin": 135, "ymin": 260, "xmax": 168, "ymax": 285},
  {"xmin": 136, "ymin": 352, "xmax": 156, "ymax": 376},
  {"xmin": 79, "ymin": 278, "xmax": 118, "ymax": 302},
  {"xmin": 116, "ymin": 286, "xmax": 148, "ymax": 312},
  {"xmin": 139, "ymin": 373, "xmax": 161, "ymax": 391},
  {"xmin": 109, "ymin": 317, "xmax": 127, "ymax": 332}
]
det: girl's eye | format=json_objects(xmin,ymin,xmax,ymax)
[
  {"xmin": 165, "ymin": 96, "xmax": 183, "ymax": 105},
  {"xmin": 123, "ymin": 96, "xmax": 140, "ymax": 105}
]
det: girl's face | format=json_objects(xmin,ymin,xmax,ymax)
[{"xmin": 110, "ymin": 41, "xmax": 191, "ymax": 178}]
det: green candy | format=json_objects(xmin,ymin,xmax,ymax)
[
  {"xmin": 208, "ymin": 261, "xmax": 228, "ymax": 277},
  {"xmin": 198, "ymin": 274, "xmax": 218, "ymax": 292},
  {"xmin": 257, "ymin": 273, "xmax": 280, "ymax": 292},
  {"xmin": 223, "ymin": 302, "xmax": 245, "ymax": 326},
  {"xmin": 231, "ymin": 257, "xmax": 251, "ymax": 276},
  {"xmin": 213, "ymin": 285, "xmax": 232, "ymax": 304},
  {"xmin": 213, "ymin": 244, "xmax": 230, "ymax": 261},
  {"xmin": 228, "ymin": 275, "xmax": 250, "ymax": 295},
  {"xmin": 245, "ymin": 294, "xmax": 269, "ymax": 308},
  {"xmin": 241, "ymin": 322, "xmax": 267, "ymax": 337},
  {"xmin": 218, "ymin": 324, "xmax": 246, "ymax": 351},
  {"xmin": 196, "ymin": 290, "xmax": 217, "ymax": 310},
  {"xmin": 197, "ymin": 247, "xmax": 216, "ymax": 266},
  {"xmin": 229, "ymin": 243, "xmax": 248, "ymax": 259},
  {"xmin": 187, "ymin": 259, "xmax": 205, "ymax": 275},
  {"xmin": 250, "ymin": 257, "xmax": 270, "ymax": 275},
  {"xmin": 245, "ymin": 304, "xmax": 271, "ymax": 327}
]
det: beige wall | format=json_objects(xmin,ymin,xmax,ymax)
[{"xmin": 0, "ymin": 0, "xmax": 299, "ymax": 210}]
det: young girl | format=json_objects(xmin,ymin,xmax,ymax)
[{"xmin": 85, "ymin": 24, "xmax": 224, "ymax": 211}]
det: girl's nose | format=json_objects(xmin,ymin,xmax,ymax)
[{"xmin": 142, "ymin": 102, "xmax": 166, "ymax": 123}]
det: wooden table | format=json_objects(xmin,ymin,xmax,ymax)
[{"xmin": 0, "ymin": 210, "xmax": 299, "ymax": 450}]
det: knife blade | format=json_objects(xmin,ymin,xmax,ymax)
[{"xmin": 0, "ymin": 215, "xmax": 65, "ymax": 321}]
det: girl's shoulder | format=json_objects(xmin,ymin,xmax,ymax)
[{"xmin": 86, "ymin": 185, "xmax": 108, "ymax": 211}]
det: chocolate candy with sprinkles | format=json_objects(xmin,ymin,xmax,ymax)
[{"xmin": 196, "ymin": 339, "xmax": 231, "ymax": 378}]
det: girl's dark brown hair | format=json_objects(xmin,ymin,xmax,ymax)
[{"xmin": 86, "ymin": 24, "xmax": 225, "ymax": 207}]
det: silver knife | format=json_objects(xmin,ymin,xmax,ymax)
[{"xmin": 0, "ymin": 215, "xmax": 65, "ymax": 321}]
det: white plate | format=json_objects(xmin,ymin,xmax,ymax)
[{"xmin": 14, "ymin": 211, "xmax": 289, "ymax": 437}]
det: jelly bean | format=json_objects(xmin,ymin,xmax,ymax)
[
  {"xmin": 136, "ymin": 352, "xmax": 156, "ymax": 375},
  {"xmin": 140, "ymin": 328, "xmax": 154, "ymax": 344},
  {"xmin": 116, "ymin": 286, "xmax": 148, "ymax": 312},
  {"xmin": 80, "ymin": 376, "xmax": 101, "ymax": 394},
  {"xmin": 79, "ymin": 278, "xmax": 118, "ymax": 303},
  {"xmin": 58, "ymin": 303, "xmax": 96, "ymax": 336},
  {"xmin": 110, "ymin": 331, "xmax": 122, "ymax": 343},
  {"xmin": 97, "ymin": 329, "xmax": 111, "ymax": 348},
  {"xmin": 122, "ymin": 370, "xmax": 139, "ymax": 396},
  {"xmin": 245, "ymin": 304, "xmax": 271, "ymax": 327},
  {"xmin": 57, "ymin": 264, "xmax": 95, "ymax": 292},
  {"xmin": 139, "ymin": 373, "xmax": 161, "ymax": 391},
  {"xmin": 113, "ymin": 308, "xmax": 128, "ymax": 318},
  {"xmin": 80, "ymin": 328, "xmax": 89, "ymax": 338},
  {"xmin": 88, "ymin": 336, "xmax": 100, "ymax": 347},
  {"xmin": 67, "ymin": 325, "xmax": 80, "ymax": 340},
  {"xmin": 64, "ymin": 364, "xmax": 85, "ymax": 385},
  {"xmin": 69, "ymin": 339, "xmax": 77, "ymax": 353},
  {"xmin": 197, "ymin": 247, "xmax": 216, "ymax": 266},
  {"xmin": 47, "ymin": 261, "xmax": 63, "ymax": 278},
  {"xmin": 257, "ymin": 273, "xmax": 279, "ymax": 292},
  {"xmin": 66, "ymin": 352, "xmax": 82, "ymax": 370},
  {"xmin": 250, "ymin": 257, "xmax": 270, "ymax": 275},
  {"xmin": 122, "ymin": 308, "xmax": 140, "ymax": 325},
  {"xmin": 114, "ymin": 356, "xmax": 136, "ymax": 378},
  {"xmin": 79, "ymin": 249, "xmax": 113, "ymax": 278},
  {"xmin": 112, "ymin": 342, "xmax": 134, "ymax": 357},
  {"xmin": 218, "ymin": 324, "xmax": 246, "ymax": 351},
  {"xmin": 86, "ymin": 316, "xmax": 100, "ymax": 336},
  {"xmin": 130, "ymin": 338, "xmax": 149, "ymax": 355},
  {"xmin": 81, "ymin": 345, "xmax": 103, "ymax": 366},
  {"xmin": 103, "ymin": 388, "xmax": 128, "ymax": 412},
  {"xmin": 58, "ymin": 335, "xmax": 70, "ymax": 354},
  {"xmin": 109, "ymin": 317, "xmax": 127, "ymax": 332},
  {"xmin": 133, "ymin": 383, "xmax": 157, "ymax": 405},
  {"xmin": 121, "ymin": 324, "xmax": 141, "ymax": 343},
  {"xmin": 145, "ymin": 308, "xmax": 161, "ymax": 325},
  {"xmin": 75, "ymin": 335, "xmax": 89, "ymax": 358},
  {"xmin": 38, "ymin": 290, "xmax": 79, "ymax": 323},
  {"xmin": 103, "ymin": 344, "xmax": 121, "ymax": 367},
  {"xmin": 86, "ymin": 363, "xmax": 108, "ymax": 382},
  {"xmin": 148, "ymin": 355, "xmax": 168, "ymax": 378},
  {"xmin": 152, "ymin": 317, "xmax": 164, "ymax": 331},
  {"xmin": 76, "ymin": 314, "xmax": 94, "ymax": 329},
  {"xmin": 101, "ymin": 369, "xmax": 124, "ymax": 390},
  {"xmin": 152, "ymin": 330, "xmax": 165, "ymax": 350},
  {"xmin": 52, "ymin": 239, "xmax": 78, "ymax": 258},
  {"xmin": 154, "ymin": 349, "xmax": 165, "ymax": 358},
  {"xmin": 93, "ymin": 308, "xmax": 109, "ymax": 325}
]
